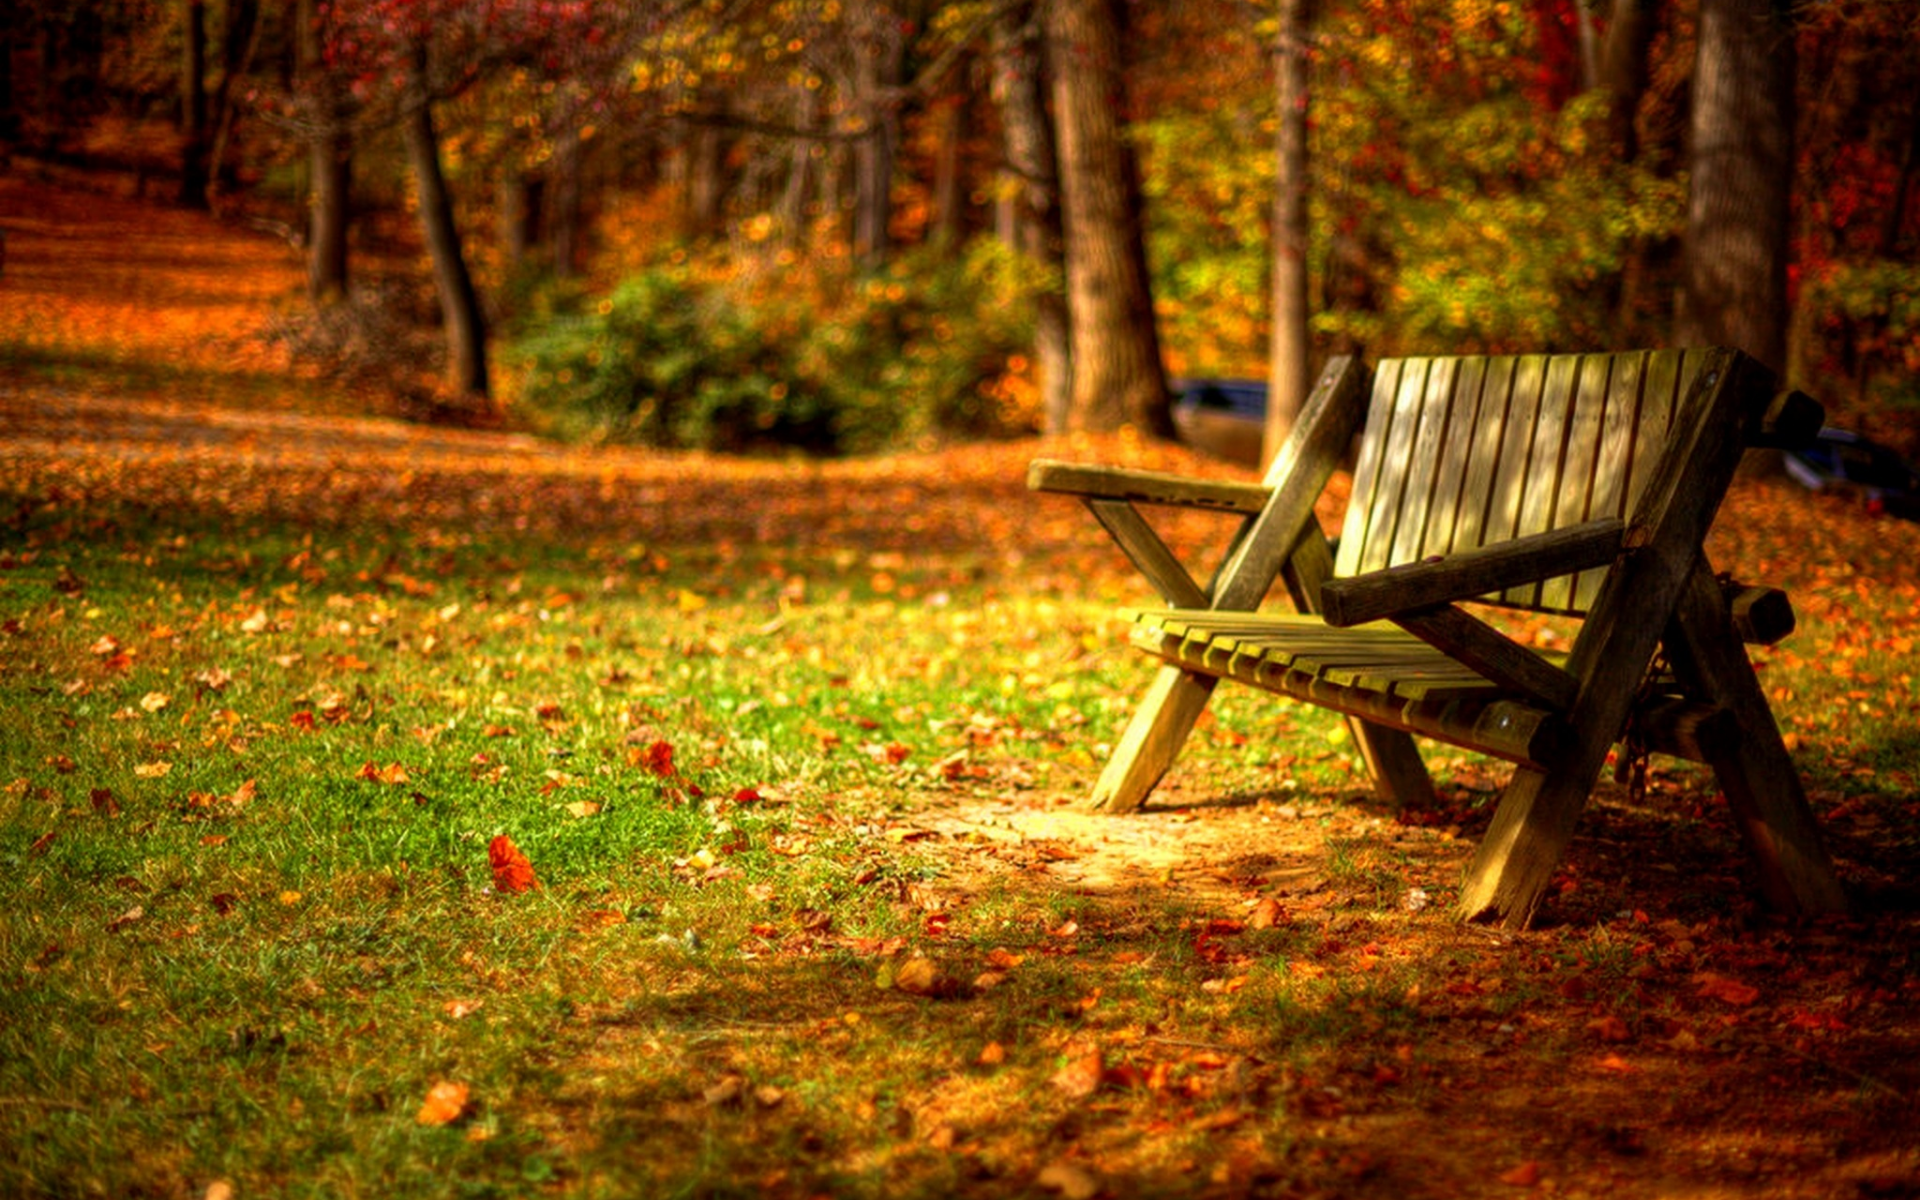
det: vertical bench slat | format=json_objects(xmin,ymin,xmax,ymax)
[
  {"xmin": 1500, "ymin": 355, "xmax": 1569, "ymax": 607},
  {"xmin": 1485, "ymin": 356, "xmax": 1548, "ymax": 560},
  {"xmin": 1449, "ymin": 356, "xmax": 1518, "ymax": 559},
  {"xmin": 1539, "ymin": 355, "xmax": 1615, "ymax": 611},
  {"xmin": 1359, "ymin": 358, "xmax": 1433, "ymax": 574},
  {"xmin": 1336, "ymin": 358, "xmax": 1410, "ymax": 578},
  {"xmin": 1391, "ymin": 358, "xmax": 1462, "ymax": 566},
  {"xmin": 1571, "ymin": 351, "xmax": 1649, "ymax": 609},
  {"xmin": 1424, "ymin": 356, "xmax": 1489, "ymax": 560}
]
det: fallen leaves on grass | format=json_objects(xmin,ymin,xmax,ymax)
[{"xmin": 488, "ymin": 835, "xmax": 539, "ymax": 894}]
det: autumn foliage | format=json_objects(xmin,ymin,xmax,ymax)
[{"xmin": 4, "ymin": 174, "xmax": 1920, "ymax": 1200}]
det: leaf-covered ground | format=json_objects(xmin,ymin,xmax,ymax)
[{"xmin": 3, "ymin": 173, "xmax": 1919, "ymax": 1199}]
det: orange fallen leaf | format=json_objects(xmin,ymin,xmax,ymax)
[
  {"xmin": 1694, "ymin": 973, "xmax": 1761, "ymax": 1007},
  {"xmin": 488, "ymin": 835, "xmax": 539, "ymax": 894},
  {"xmin": 1497, "ymin": 1160, "xmax": 1541, "ymax": 1187},
  {"xmin": 416, "ymin": 1080, "xmax": 471, "ymax": 1126},
  {"xmin": 355, "ymin": 761, "xmax": 410, "ymax": 785},
  {"xmin": 1050, "ymin": 1046, "xmax": 1104, "ymax": 1099}
]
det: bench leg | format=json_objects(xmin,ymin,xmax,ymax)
[
  {"xmin": 1454, "ymin": 759, "xmax": 1606, "ymax": 927},
  {"xmin": 1090, "ymin": 665, "xmax": 1218, "ymax": 811},
  {"xmin": 1347, "ymin": 719, "xmax": 1438, "ymax": 808},
  {"xmin": 1667, "ymin": 566, "xmax": 1848, "ymax": 915}
]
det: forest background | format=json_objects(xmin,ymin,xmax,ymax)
[
  {"xmin": 4, "ymin": 0, "xmax": 1917, "ymax": 458},
  {"xmin": 8, "ymin": 2, "xmax": 1920, "ymax": 1197}
]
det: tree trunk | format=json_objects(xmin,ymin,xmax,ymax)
[
  {"xmin": 308, "ymin": 127, "xmax": 351, "ymax": 300},
  {"xmin": 1264, "ymin": 0, "xmax": 1313, "ymax": 466},
  {"xmin": 403, "ymin": 69, "xmax": 489, "ymax": 400},
  {"xmin": 180, "ymin": 0, "xmax": 210, "ymax": 208},
  {"xmin": 931, "ymin": 91, "xmax": 969, "ymax": 249},
  {"xmin": 1679, "ymin": 0, "xmax": 1795, "ymax": 373},
  {"xmin": 0, "ymin": 0, "xmax": 18, "ymax": 148},
  {"xmin": 1600, "ymin": 0, "xmax": 1657, "ymax": 163},
  {"xmin": 779, "ymin": 87, "xmax": 817, "ymax": 245},
  {"xmin": 296, "ymin": 0, "xmax": 349, "ymax": 301},
  {"xmin": 995, "ymin": 0, "xmax": 1071, "ymax": 432},
  {"xmin": 850, "ymin": 0, "xmax": 905, "ymax": 268},
  {"xmin": 207, "ymin": 0, "xmax": 261, "ymax": 199},
  {"xmin": 1047, "ymin": 0, "xmax": 1172, "ymax": 436},
  {"xmin": 550, "ymin": 119, "xmax": 583, "ymax": 278},
  {"xmin": 500, "ymin": 171, "xmax": 542, "ymax": 267}
]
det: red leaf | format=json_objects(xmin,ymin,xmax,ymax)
[{"xmin": 488, "ymin": 835, "xmax": 539, "ymax": 894}]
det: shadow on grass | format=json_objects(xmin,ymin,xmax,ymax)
[{"xmin": 535, "ymin": 808, "xmax": 1920, "ymax": 1199}]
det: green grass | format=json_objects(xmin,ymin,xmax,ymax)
[
  {"xmin": 7, "ymin": 464, "xmax": 1920, "ymax": 1197},
  {"xmin": 0, "ymin": 500, "xmax": 1184, "ymax": 1197}
]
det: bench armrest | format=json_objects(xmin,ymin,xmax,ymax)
[
  {"xmin": 1027, "ymin": 460, "xmax": 1271, "ymax": 515},
  {"xmin": 1320, "ymin": 518, "xmax": 1628, "ymax": 627}
]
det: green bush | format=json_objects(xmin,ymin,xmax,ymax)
[{"xmin": 507, "ymin": 239, "xmax": 1037, "ymax": 454}]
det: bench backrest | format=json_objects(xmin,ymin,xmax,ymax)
[{"xmin": 1333, "ymin": 349, "xmax": 1714, "ymax": 616}]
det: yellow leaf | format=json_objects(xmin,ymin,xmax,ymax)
[
  {"xmin": 139, "ymin": 692, "xmax": 170, "ymax": 712},
  {"xmin": 565, "ymin": 800, "xmax": 601, "ymax": 818},
  {"xmin": 134, "ymin": 761, "xmax": 172, "ymax": 778}
]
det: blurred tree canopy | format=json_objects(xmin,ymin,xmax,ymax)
[{"xmin": 2, "ymin": 0, "xmax": 1914, "ymax": 443}]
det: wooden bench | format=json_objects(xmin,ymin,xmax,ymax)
[{"xmin": 1031, "ymin": 348, "xmax": 1847, "ymax": 927}]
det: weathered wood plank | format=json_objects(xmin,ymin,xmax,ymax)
[
  {"xmin": 1393, "ymin": 605, "xmax": 1580, "ymax": 710},
  {"xmin": 1664, "ymin": 561, "xmax": 1848, "ymax": 914},
  {"xmin": 1752, "ymin": 389, "xmax": 1824, "ymax": 449},
  {"xmin": 1572, "ymin": 351, "xmax": 1647, "ymax": 609},
  {"xmin": 1504, "ymin": 355, "xmax": 1580, "ymax": 607},
  {"xmin": 1483, "ymin": 355, "xmax": 1548, "ymax": 571},
  {"xmin": 1087, "ymin": 665, "xmax": 1219, "ymax": 812},
  {"xmin": 1539, "ymin": 355, "xmax": 1613, "ymax": 610},
  {"xmin": 1425, "ymin": 356, "xmax": 1488, "ymax": 559},
  {"xmin": 1333, "ymin": 357, "xmax": 1405, "ymax": 579},
  {"xmin": 1451, "ymin": 356, "xmax": 1518, "ymax": 557},
  {"xmin": 1318, "ymin": 518, "xmax": 1626, "ymax": 628},
  {"xmin": 1086, "ymin": 499, "xmax": 1212, "ymax": 609},
  {"xmin": 1029, "ymin": 461, "xmax": 1272, "ymax": 513},
  {"xmin": 1353, "ymin": 359, "xmax": 1430, "ymax": 575},
  {"xmin": 1391, "ymin": 358, "xmax": 1461, "ymax": 565},
  {"xmin": 1726, "ymin": 582, "xmax": 1795, "ymax": 646}
]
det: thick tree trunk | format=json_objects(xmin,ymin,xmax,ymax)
[
  {"xmin": 308, "ymin": 127, "xmax": 351, "ymax": 300},
  {"xmin": 1600, "ymin": 0, "xmax": 1658, "ymax": 162},
  {"xmin": 995, "ymin": 1, "xmax": 1071, "ymax": 433},
  {"xmin": 180, "ymin": 0, "xmax": 210, "ymax": 208},
  {"xmin": 1047, "ymin": 0, "xmax": 1172, "ymax": 436},
  {"xmin": 1679, "ymin": 0, "xmax": 1795, "ymax": 373},
  {"xmin": 1264, "ymin": 0, "xmax": 1313, "ymax": 465},
  {"xmin": 403, "ymin": 75, "xmax": 489, "ymax": 400}
]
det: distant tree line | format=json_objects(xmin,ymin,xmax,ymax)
[{"xmin": 1, "ymin": 0, "xmax": 1914, "ymax": 449}]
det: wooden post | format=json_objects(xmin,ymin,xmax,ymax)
[{"xmin": 1665, "ymin": 562, "xmax": 1847, "ymax": 914}]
